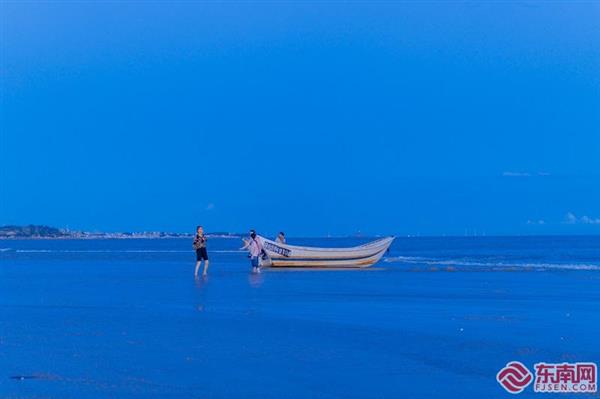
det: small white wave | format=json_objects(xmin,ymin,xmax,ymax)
[
  {"xmin": 384, "ymin": 256, "xmax": 426, "ymax": 263},
  {"xmin": 383, "ymin": 256, "xmax": 600, "ymax": 271},
  {"xmin": 13, "ymin": 249, "xmax": 245, "ymax": 254},
  {"xmin": 0, "ymin": 248, "xmax": 14, "ymax": 252},
  {"xmin": 15, "ymin": 249, "xmax": 187, "ymax": 253},
  {"xmin": 528, "ymin": 263, "xmax": 600, "ymax": 271}
]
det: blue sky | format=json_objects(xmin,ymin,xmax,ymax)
[{"xmin": 1, "ymin": 1, "xmax": 599, "ymax": 236}]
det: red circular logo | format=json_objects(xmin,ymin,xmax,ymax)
[{"xmin": 497, "ymin": 361, "xmax": 533, "ymax": 394}]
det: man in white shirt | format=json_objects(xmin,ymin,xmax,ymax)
[{"xmin": 276, "ymin": 232, "xmax": 286, "ymax": 244}]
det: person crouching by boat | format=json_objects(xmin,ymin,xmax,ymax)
[
  {"xmin": 193, "ymin": 226, "xmax": 209, "ymax": 278},
  {"xmin": 276, "ymin": 232, "xmax": 286, "ymax": 244},
  {"xmin": 242, "ymin": 229, "xmax": 263, "ymax": 274}
]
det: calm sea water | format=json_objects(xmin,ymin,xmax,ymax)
[{"xmin": 1, "ymin": 236, "xmax": 599, "ymax": 398}]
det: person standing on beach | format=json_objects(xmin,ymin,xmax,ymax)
[
  {"xmin": 193, "ymin": 226, "xmax": 209, "ymax": 277},
  {"xmin": 276, "ymin": 232, "xmax": 286, "ymax": 244},
  {"xmin": 241, "ymin": 229, "xmax": 263, "ymax": 274}
]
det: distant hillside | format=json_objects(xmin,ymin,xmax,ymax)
[{"xmin": 0, "ymin": 225, "xmax": 68, "ymax": 238}]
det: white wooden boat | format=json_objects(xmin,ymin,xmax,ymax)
[{"xmin": 258, "ymin": 236, "xmax": 394, "ymax": 268}]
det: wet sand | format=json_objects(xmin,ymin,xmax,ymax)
[{"xmin": 1, "ymin": 237, "xmax": 599, "ymax": 398}]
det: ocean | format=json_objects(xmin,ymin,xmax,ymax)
[{"xmin": 1, "ymin": 236, "xmax": 599, "ymax": 398}]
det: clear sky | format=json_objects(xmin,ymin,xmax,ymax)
[{"xmin": 1, "ymin": 1, "xmax": 599, "ymax": 236}]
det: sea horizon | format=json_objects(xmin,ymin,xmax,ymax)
[
  {"xmin": 2, "ymin": 232, "xmax": 600, "ymax": 239},
  {"xmin": 2, "ymin": 222, "xmax": 600, "ymax": 240}
]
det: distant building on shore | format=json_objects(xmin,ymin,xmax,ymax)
[{"xmin": 0, "ymin": 225, "xmax": 243, "ymax": 239}]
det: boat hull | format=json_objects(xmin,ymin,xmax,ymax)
[{"xmin": 259, "ymin": 236, "xmax": 394, "ymax": 268}]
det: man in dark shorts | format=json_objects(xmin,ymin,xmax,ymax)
[{"xmin": 193, "ymin": 226, "xmax": 209, "ymax": 277}]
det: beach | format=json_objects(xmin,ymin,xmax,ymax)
[{"xmin": 1, "ymin": 236, "xmax": 599, "ymax": 398}]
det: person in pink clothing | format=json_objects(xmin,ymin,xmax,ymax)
[{"xmin": 241, "ymin": 229, "xmax": 263, "ymax": 274}]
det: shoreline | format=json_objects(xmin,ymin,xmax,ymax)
[
  {"xmin": 0, "ymin": 235, "xmax": 240, "ymax": 240},
  {"xmin": 2, "ymin": 234, "xmax": 599, "ymax": 240}
]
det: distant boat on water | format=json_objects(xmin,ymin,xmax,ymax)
[{"xmin": 259, "ymin": 236, "xmax": 394, "ymax": 268}]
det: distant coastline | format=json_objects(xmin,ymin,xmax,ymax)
[{"xmin": 0, "ymin": 225, "xmax": 241, "ymax": 240}]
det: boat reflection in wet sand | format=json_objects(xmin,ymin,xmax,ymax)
[{"xmin": 258, "ymin": 236, "xmax": 394, "ymax": 268}]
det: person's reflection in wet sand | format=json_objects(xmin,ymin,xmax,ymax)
[
  {"xmin": 194, "ymin": 275, "xmax": 208, "ymax": 289},
  {"xmin": 248, "ymin": 272, "xmax": 264, "ymax": 288},
  {"xmin": 194, "ymin": 274, "xmax": 208, "ymax": 312}
]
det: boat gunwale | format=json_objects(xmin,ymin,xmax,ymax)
[{"xmin": 259, "ymin": 236, "xmax": 394, "ymax": 254}]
